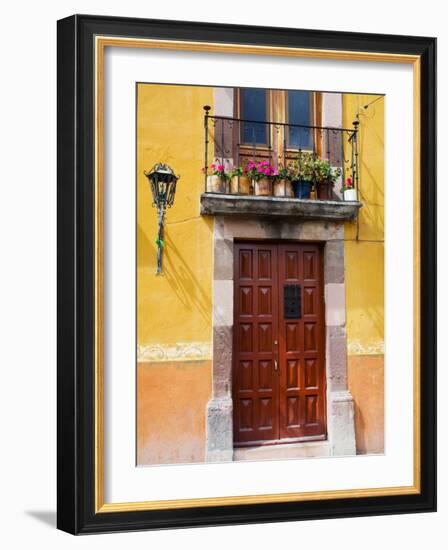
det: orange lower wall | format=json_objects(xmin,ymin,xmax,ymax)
[
  {"xmin": 137, "ymin": 356, "xmax": 382, "ymax": 462},
  {"xmin": 348, "ymin": 355, "xmax": 384, "ymax": 455},
  {"xmin": 137, "ymin": 360, "xmax": 212, "ymax": 465}
]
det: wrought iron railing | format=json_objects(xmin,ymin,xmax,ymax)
[{"xmin": 203, "ymin": 105, "xmax": 360, "ymax": 201}]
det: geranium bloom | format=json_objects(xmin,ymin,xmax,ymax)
[{"xmin": 217, "ymin": 164, "xmax": 225, "ymax": 171}]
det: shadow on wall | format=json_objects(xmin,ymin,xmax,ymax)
[
  {"xmin": 357, "ymin": 161, "xmax": 384, "ymax": 241},
  {"xmin": 162, "ymin": 232, "xmax": 212, "ymax": 325},
  {"xmin": 137, "ymin": 212, "xmax": 213, "ymax": 340},
  {"xmin": 353, "ymin": 401, "xmax": 367, "ymax": 453},
  {"xmin": 348, "ymin": 355, "xmax": 385, "ymax": 455},
  {"xmin": 356, "ymin": 103, "xmax": 384, "ymax": 241}
]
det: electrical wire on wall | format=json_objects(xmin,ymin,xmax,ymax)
[{"xmin": 353, "ymin": 94, "xmax": 384, "ymax": 241}]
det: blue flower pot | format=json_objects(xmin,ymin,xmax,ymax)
[{"xmin": 292, "ymin": 179, "xmax": 312, "ymax": 199}]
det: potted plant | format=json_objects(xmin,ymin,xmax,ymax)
[
  {"xmin": 272, "ymin": 165, "xmax": 294, "ymax": 197},
  {"xmin": 203, "ymin": 163, "xmax": 229, "ymax": 193},
  {"xmin": 246, "ymin": 160, "xmax": 274, "ymax": 196},
  {"xmin": 313, "ymin": 158, "xmax": 341, "ymax": 200},
  {"xmin": 229, "ymin": 166, "xmax": 252, "ymax": 195},
  {"xmin": 341, "ymin": 176, "xmax": 357, "ymax": 201},
  {"xmin": 290, "ymin": 152, "xmax": 314, "ymax": 199}
]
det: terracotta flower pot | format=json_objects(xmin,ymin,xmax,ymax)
[
  {"xmin": 230, "ymin": 175, "xmax": 252, "ymax": 195},
  {"xmin": 316, "ymin": 180, "xmax": 334, "ymax": 200},
  {"xmin": 254, "ymin": 177, "xmax": 272, "ymax": 196},
  {"xmin": 273, "ymin": 179, "xmax": 293, "ymax": 197},
  {"xmin": 344, "ymin": 188, "xmax": 357, "ymax": 201},
  {"xmin": 206, "ymin": 175, "xmax": 226, "ymax": 193}
]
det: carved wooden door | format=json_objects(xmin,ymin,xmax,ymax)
[{"xmin": 233, "ymin": 242, "xmax": 326, "ymax": 446}]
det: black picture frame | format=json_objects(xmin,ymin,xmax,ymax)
[{"xmin": 57, "ymin": 14, "xmax": 436, "ymax": 534}]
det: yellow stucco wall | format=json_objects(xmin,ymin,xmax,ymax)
[
  {"xmin": 343, "ymin": 94, "xmax": 384, "ymax": 454},
  {"xmin": 137, "ymin": 84, "xmax": 214, "ymax": 465},
  {"xmin": 137, "ymin": 83, "xmax": 214, "ymax": 347}
]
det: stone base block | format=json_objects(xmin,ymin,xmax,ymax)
[
  {"xmin": 234, "ymin": 440, "xmax": 331, "ymax": 461},
  {"xmin": 205, "ymin": 397, "xmax": 233, "ymax": 462},
  {"xmin": 328, "ymin": 390, "xmax": 357, "ymax": 456}
]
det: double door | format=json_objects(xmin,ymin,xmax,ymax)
[{"xmin": 233, "ymin": 242, "xmax": 326, "ymax": 446}]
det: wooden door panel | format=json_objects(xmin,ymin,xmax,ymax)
[
  {"xmin": 286, "ymin": 359, "xmax": 300, "ymax": 389},
  {"xmin": 234, "ymin": 243, "xmax": 279, "ymax": 444},
  {"xmin": 303, "ymin": 286, "xmax": 316, "ymax": 315},
  {"xmin": 304, "ymin": 322, "xmax": 318, "ymax": 352},
  {"xmin": 285, "ymin": 323, "xmax": 300, "ymax": 352},
  {"xmin": 233, "ymin": 241, "xmax": 326, "ymax": 446},
  {"xmin": 278, "ymin": 244, "xmax": 326, "ymax": 440},
  {"xmin": 240, "ymin": 360, "xmax": 253, "ymax": 390},
  {"xmin": 304, "ymin": 358, "xmax": 318, "ymax": 388},
  {"xmin": 239, "ymin": 249, "xmax": 253, "ymax": 279},
  {"xmin": 287, "ymin": 396, "xmax": 300, "ymax": 427},
  {"xmin": 303, "ymin": 250, "xmax": 317, "ymax": 280},
  {"xmin": 258, "ymin": 286, "xmax": 272, "ymax": 315},
  {"xmin": 258, "ymin": 249, "xmax": 273, "ymax": 279},
  {"xmin": 285, "ymin": 250, "xmax": 299, "ymax": 279}
]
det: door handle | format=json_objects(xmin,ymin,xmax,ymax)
[{"xmin": 274, "ymin": 359, "xmax": 278, "ymax": 371}]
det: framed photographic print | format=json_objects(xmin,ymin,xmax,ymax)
[{"xmin": 57, "ymin": 14, "xmax": 436, "ymax": 534}]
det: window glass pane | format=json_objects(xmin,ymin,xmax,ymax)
[
  {"xmin": 288, "ymin": 91, "xmax": 313, "ymax": 149},
  {"xmin": 240, "ymin": 88, "xmax": 267, "ymax": 145}
]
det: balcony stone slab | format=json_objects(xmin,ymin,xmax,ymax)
[{"xmin": 200, "ymin": 193, "xmax": 362, "ymax": 221}]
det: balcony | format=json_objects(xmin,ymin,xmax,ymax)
[
  {"xmin": 200, "ymin": 193, "xmax": 360, "ymax": 221},
  {"xmin": 200, "ymin": 107, "xmax": 362, "ymax": 222}
]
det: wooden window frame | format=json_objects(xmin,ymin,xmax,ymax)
[{"xmin": 234, "ymin": 89, "xmax": 322, "ymax": 167}]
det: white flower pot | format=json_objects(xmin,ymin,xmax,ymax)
[{"xmin": 344, "ymin": 188, "xmax": 357, "ymax": 201}]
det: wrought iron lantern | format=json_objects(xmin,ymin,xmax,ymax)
[{"xmin": 144, "ymin": 163, "xmax": 179, "ymax": 274}]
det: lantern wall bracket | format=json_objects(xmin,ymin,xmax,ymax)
[{"xmin": 143, "ymin": 163, "xmax": 180, "ymax": 275}]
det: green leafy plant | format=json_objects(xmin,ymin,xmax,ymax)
[
  {"xmin": 276, "ymin": 165, "xmax": 291, "ymax": 181},
  {"xmin": 312, "ymin": 158, "xmax": 341, "ymax": 184},
  {"xmin": 229, "ymin": 166, "xmax": 244, "ymax": 178},
  {"xmin": 289, "ymin": 152, "xmax": 315, "ymax": 182}
]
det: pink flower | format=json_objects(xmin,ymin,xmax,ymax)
[
  {"xmin": 217, "ymin": 164, "xmax": 225, "ymax": 171},
  {"xmin": 210, "ymin": 164, "xmax": 215, "ymax": 170}
]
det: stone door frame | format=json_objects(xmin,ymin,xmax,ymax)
[{"xmin": 205, "ymin": 216, "xmax": 356, "ymax": 462}]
